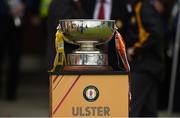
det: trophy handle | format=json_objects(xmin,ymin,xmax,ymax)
[{"xmin": 57, "ymin": 24, "xmax": 62, "ymax": 31}]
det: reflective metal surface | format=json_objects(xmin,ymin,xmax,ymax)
[
  {"xmin": 58, "ymin": 19, "xmax": 115, "ymax": 45},
  {"xmin": 67, "ymin": 53, "xmax": 108, "ymax": 66},
  {"xmin": 58, "ymin": 19, "xmax": 115, "ymax": 68}
]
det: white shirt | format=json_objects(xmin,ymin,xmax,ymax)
[{"xmin": 93, "ymin": 0, "xmax": 112, "ymax": 20}]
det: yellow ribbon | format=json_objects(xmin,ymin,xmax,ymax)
[{"xmin": 50, "ymin": 31, "xmax": 66, "ymax": 72}]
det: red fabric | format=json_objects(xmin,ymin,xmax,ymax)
[{"xmin": 98, "ymin": 0, "xmax": 105, "ymax": 19}]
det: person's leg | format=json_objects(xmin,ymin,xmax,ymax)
[
  {"xmin": 140, "ymin": 79, "xmax": 158, "ymax": 116},
  {"xmin": 0, "ymin": 22, "xmax": 7, "ymax": 98},
  {"xmin": 0, "ymin": 31, "xmax": 5, "ymax": 99},
  {"xmin": 6, "ymin": 26, "xmax": 22, "ymax": 100},
  {"xmin": 129, "ymin": 72, "xmax": 158, "ymax": 117}
]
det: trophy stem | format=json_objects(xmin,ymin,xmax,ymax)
[{"xmin": 75, "ymin": 41, "xmax": 100, "ymax": 53}]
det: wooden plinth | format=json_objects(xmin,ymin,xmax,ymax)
[{"xmin": 50, "ymin": 74, "xmax": 128, "ymax": 117}]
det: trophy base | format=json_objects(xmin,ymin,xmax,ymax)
[
  {"xmin": 63, "ymin": 66, "xmax": 112, "ymax": 71},
  {"xmin": 67, "ymin": 53, "xmax": 108, "ymax": 66}
]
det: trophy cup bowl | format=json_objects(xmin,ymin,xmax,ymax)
[{"xmin": 58, "ymin": 19, "xmax": 115, "ymax": 71}]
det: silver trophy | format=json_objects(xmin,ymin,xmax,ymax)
[{"xmin": 57, "ymin": 19, "xmax": 115, "ymax": 71}]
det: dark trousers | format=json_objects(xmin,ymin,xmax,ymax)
[
  {"xmin": 0, "ymin": 16, "xmax": 22, "ymax": 100},
  {"xmin": 129, "ymin": 72, "xmax": 158, "ymax": 117}
]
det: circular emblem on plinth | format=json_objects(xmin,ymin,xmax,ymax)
[{"xmin": 83, "ymin": 85, "xmax": 99, "ymax": 102}]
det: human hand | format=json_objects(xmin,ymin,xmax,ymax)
[
  {"xmin": 127, "ymin": 48, "xmax": 135, "ymax": 61},
  {"xmin": 31, "ymin": 16, "xmax": 41, "ymax": 26}
]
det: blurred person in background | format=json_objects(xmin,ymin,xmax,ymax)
[
  {"xmin": 39, "ymin": 0, "xmax": 52, "ymax": 56},
  {"xmin": 26, "ymin": 0, "xmax": 41, "ymax": 25},
  {"xmin": 26, "ymin": 0, "xmax": 51, "ymax": 40},
  {"xmin": 0, "ymin": 0, "xmax": 25, "ymax": 100},
  {"xmin": 158, "ymin": 0, "xmax": 179, "ymax": 111},
  {"xmin": 23, "ymin": 0, "xmax": 50, "ymax": 57},
  {"xmin": 127, "ymin": 0, "xmax": 175, "ymax": 116},
  {"xmin": 39, "ymin": 0, "xmax": 52, "ymax": 29},
  {"xmin": 47, "ymin": 0, "xmax": 130, "ymax": 71}
]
